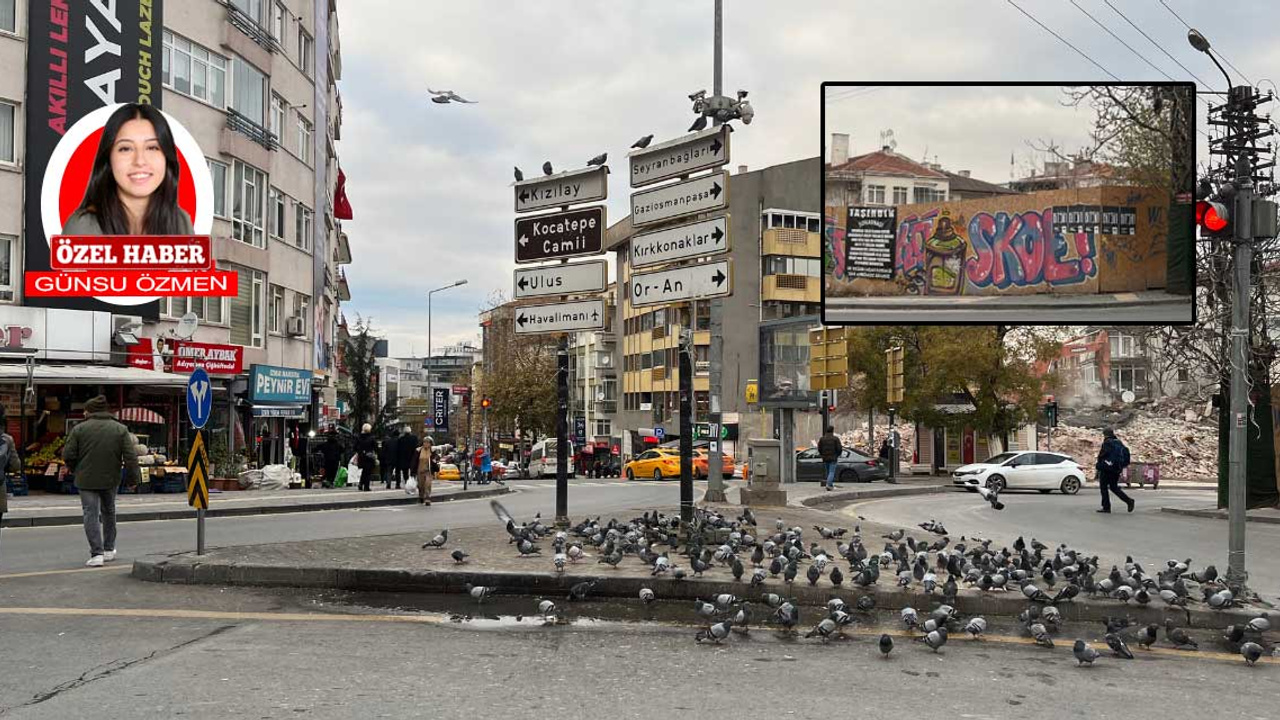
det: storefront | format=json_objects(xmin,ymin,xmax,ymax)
[{"xmin": 244, "ymin": 364, "xmax": 314, "ymax": 467}]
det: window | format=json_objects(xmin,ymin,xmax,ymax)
[
  {"xmin": 268, "ymin": 187, "xmax": 287, "ymax": 238},
  {"xmin": 295, "ymin": 113, "xmax": 313, "ymax": 164},
  {"xmin": 0, "ymin": 234, "xmax": 14, "ymax": 302},
  {"xmin": 0, "ymin": 100, "xmax": 15, "ymax": 164},
  {"xmin": 892, "ymin": 186, "xmax": 908, "ymax": 205},
  {"xmin": 270, "ymin": 93, "xmax": 287, "ymax": 141},
  {"xmin": 292, "ymin": 292, "xmax": 310, "ymax": 337},
  {"xmin": 232, "ymin": 0, "xmax": 266, "ymax": 25},
  {"xmin": 232, "ymin": 160, "xmax": 268, "ymax": 248},
  {"xmin": 231, "ymin": 56, "xmax": 267, "ymax": 127},
  {"xmin": 695, "ymin": 301, "xmax": 710, "ymax": 331},
  {"xmin": 913, "ymin": 186, "xmax": 946, "ymax": 203},
  {"xmin": 271, "ymin": 2, "xmax": 287, "ymax": 44},
  {"xmin": 0, "ymin": 0, "xmax": 14, "ymax": 33},
  {"xmin": 1109, "ymin": 332, "xmax": 1136, "ymax": 359},
  {"xmin": 1110, "ymin": 364, "xmax": 1147, "ymax": 394},
  {"xmin": 298, "ymin": 28, "xmax": 314, "ymax": 77},
  {"xmin": 293, "ymin": 201, "xmax": 313, "ymax": 251},
  {"xmin": 166, "ymin": 296, "xmax": 223, "ymax": 324},
  {"xmin": 226, "ymin": 269, "xmax": 267, "ymax": 347},
  {"xmin": 1177, "ymin": 367, "xmax": 1190, "ymax": 383},
  {"xmin": 765, "ymin": 257, "xmax": 821, "ymax": 277},
  {"xmin": 163, "ymin": 32, "xmax": 227, "ymax": 107},
  {"xmin": 268, "ymin": 284, "xmax": 284, "ymax": 333},
  {"xmin": 207, "ymin": 159, "xmax": 228, "ymax": 217},
  {"xmin": 865, "ymin": 185, "xmax": 885, "ymax": 204}
]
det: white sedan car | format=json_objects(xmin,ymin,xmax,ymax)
[{"xmin": 951, "ymin": 451, "xmax": 1086, "ymax": 495}]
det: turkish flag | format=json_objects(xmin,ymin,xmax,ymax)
[{"xmin": 335, "ymin": 168, "xmax": 354, "ymax": 220}]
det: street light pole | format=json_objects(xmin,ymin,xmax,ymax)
[
  {"xmin": 705, "ymin": 0, "xmax": 728, "ymax": 504},
  {"xmin": 427, "ymin": 280, "xmax": 467, "ymax": 443}
]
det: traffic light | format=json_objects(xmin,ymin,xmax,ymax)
[
  {"xmin": 1044, "ymin": 398, "xmax": 1058, "ymax": 428},
  {"xmin": 885, "ymin": 346, "xmax": 905, "ymax": 404},
  {"xmin": 481, "ymin": 397, "xmax": 492, "ymax": 409},
  {"xmin": 1196, "ymin": 200, "xmax": 1230, "ymax": 237}
]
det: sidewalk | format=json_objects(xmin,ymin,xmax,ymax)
[
  {"xmin": 1, "ymin": 482, "xmax": 511, "ymax": 529},
  {"xmin": 786, "ymin": 475, "xmax": 951, "ymax": 507},
  {"xmin": 1160, "ymin": 505, "xmax": 1280, "ymax": 525}
]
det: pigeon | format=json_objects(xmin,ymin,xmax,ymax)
[
  {"xmin": 542, "ymin": 161, "xmax": 553, "ymax": 176},
  {"xmin": 553, "ymin": 553, "xmax": 567, "ymax": 572},
  {"xmin": 1029, "ymin": 623, "xmax": 1055, "ymax": 648},
  {"xmin": 879, "ymin": 633, "xmax": 894, "ymax": 657},
  {"xmin": 774, "ymin": 602, "xmax": 800, "ymax": 634},
  {"xmin": 1246, "ymin": 616, "xmax": 1271, "ymax": 634},
  {"xmin": 976, "ymin": 483, "xmax": 1005, "ymax": 510},
  {"xmin": 1073, "ymin": 639, "xmax": 1101, "ymax": 666},
  {"xmin": 761, "ymin": 593, "xmax": 786, "ymax": 609},
  {"xmin": 964, "ymin": 617, "xmax": 987, "ymax": 639},
  {"xmin": 901, "ymin": 607, "xmax": 921, "ymax": 631},
  {"xmin": 450, "ymin": 549, "xmax": 469, "ymax": 564},
  {"xmin": 732, "ymin": 557, "xmax": 745, "ymax": 582},
  {"xmin": 465, "ymin": 583, "xmax": 492, "ymax": 602},
  {"xmin": 517, "ymin": 539, "xmax": 541, "ymax": 556},
  {"xmin": 537, "ymin": 599, "xmax": 557, "ymax": 616},
  {"xmin": 856, "ymin": 595, "xmax": 876, "ymax": 613},
  {"xmin": 422, "ymin": 530, "xmax": 448, "ymax": 548},
  {"xmin": 596, "ymin": 550, "xmax": 622, "ymax": 568},
  {"xmin": 631, "ymin": 134, "xmax": 654, "ymax": 149},
  {"xmin": 1137, "ymin": 623, "xmax": 1159, "ymax": 650},
  {"xmin": 688, "ymin": 114, "xmax": 708, "ymax": 132},
  {"xmin": 1224, "ymin": 624, "xmax": 1246, "ymax": 647},
  {"xmin": 883, "ymin": 529, "xmax": 905, "ymax": 542},
  {"xmin": 513, "ymin": 166, "xmax": 523, "ymax": 182},
  {"xmin": 714, "ymin": 594, "xmax": 740, "ymax": 611},
  {"xmin": 806, "ymin": 563, "xmax": 822, "ymax": 586},
  {"xmin": 587, "ymin": 153, "xmax": 607, "ymax": 167},
  {"xmin": 567, "ymin": 545, "xmax": 584, "ymax": 563},
  {"xmin": 695, "ymin": 620, "xmax": 734, "ymax": 644},
  {"xmin": 924, "ymin": 627, "xmax": 948, "ymax": 653},
  {"xmin": 427, "ymin": 88, "xmax": 477, "ymax": 104},
  {"xmin": 1241, "ymin": 641, "xmax": 1264, "ymax": 666},
  {"xmin": 1105, "ymin": 633, "xmax": 1134, "ymax": 659},
  {"xmin": 568, "ymin": 580, "xmax": 597, "ymax": 601},
  {"xmin": 783, "ymin": 561, "xmax": 798, "ymax": 586},
  {"xmin": 750, "ymin": 568, "xmax": 768, "ymax": 587},
  {"xmin": 730, "ymin": 602, "xmax": 752, "ymax": 633},
  {"xmin": 695, "ymin": 599, "xmax": 718, "ymax": 619},
  {"xmin": 1165, "ymin": 620, "xmax": 1199, "ymax": 650},
  {"xmin": 805, "ymin": 617, "xmax": 839, "ymax": 642}
]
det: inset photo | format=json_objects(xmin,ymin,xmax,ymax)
[{"xmin": 822, "ymin": 82, "xmax": 1196, "ymax": 325}]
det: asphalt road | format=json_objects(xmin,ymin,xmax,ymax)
[
  {"xmin": 846, "ymin": 486, "xmax": 1280, "ymax": 602},
  {"xmin": 0, "ymin": 478, "xmax": 698, "ymax": 575}
]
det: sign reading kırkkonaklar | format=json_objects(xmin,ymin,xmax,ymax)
[{"xmin": 844, "ymin": 206, "xmax": 897, "ymax": 280}]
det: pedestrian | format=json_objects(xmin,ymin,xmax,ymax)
[
  {"xmin": 61, "ymin": 395, "xmax": 140, "ymax": 567},
  {"xmin": 481, "ymin": 446, "xmax": 493, "ymax": 484},
  {"xmin": 818, "ymin": 425, "xmax": 843, "ymax": 491},
  {"xmin": 395, "ymin": 425, "xmax": 418, "ymax": 489},
  {"xmin": 1096, "ymin": 427, "xmax": 1134, "ymax": 514},
  {"xmin": 0, "ymin": 409, "xmax": 16, "ymax": 546},
  {"xmin": 473, "ymin": 446, "xmax": 484, "ymax": 483},
  {"xmin": 879, "ymin": 436, "xmax": 897, "ymax": 484},
  {"xmin": 379, "ymin": 428, "xmax": 398, "ymax": 489},
  {"xmin": 417, "ymin": 435, "xmax": 435, "ymax": 506},
  {"xmin": 320, "ymin": 428, "xmax": 343, "ymax": 487},
  {"xmin": 355, "ymin": 423, "xmax": 378, "ymax": 492}
]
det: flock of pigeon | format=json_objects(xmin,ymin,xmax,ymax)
[{"xmin": 422, "ymin": 501, "xmax": 1275, "ymax": 666}]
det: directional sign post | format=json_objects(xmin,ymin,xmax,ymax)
[
  {"xmin": 630, "ymin": 215, "xmax": 729, "ymax": 269},
  {"xmin": 630, "ymin": 171, "xmax": 729, "ymax": 228},
  {"xmin": 628, "ymin": 259, "xmax": 732, "ymax": 307},
  {"xmin": 186, "ymin": 367, "xmax": 212, "ymax": 429},
  {"xmin": 514, "ymin": 205, "xmax": 606, "ymax": 264},
  {"xmin": 514, "ymin": 259, "xmax": 607, "ymax": 299},
  {"xmin": 185, "ymin": 368, "xmax": 213, "ymax": 555},
  {"xmin": 629, "ymin": 125, "xmax": 730, "ymax": 188},
  {"xmin": 514, "ymin": 166, "xmax": 608, "ymax": 213},
  {"xmin": 513, "ymin": 298, "xmax": 606, "ymax": 334}
]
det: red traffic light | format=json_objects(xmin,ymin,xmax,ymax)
[
  {"xmin": 1196, "ymin": 201, "xmax": 1229, "ymax": 233},
  {"xmin": 481, "ymin": 397, "xmax": 492, "ymax": 409}
]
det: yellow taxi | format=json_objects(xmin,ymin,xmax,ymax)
[
  {"xmin": 436, "ymin": 463, "xmax": 461, "ymax": 481},
  {"xmin": 694, "ymin": 449, "xmax": 735, "ymax": 480},
  {"xmin": 624, "ymin": 448, "xmax": 682, "ymax": 480}
]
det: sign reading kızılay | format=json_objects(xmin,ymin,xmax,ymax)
[{"xmin": 844, "ymin": 206, "xmax": 897, "ymax": 280}]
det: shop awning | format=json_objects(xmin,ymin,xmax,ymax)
[
  {"xmin": 0, "ymin": 364, "xmax": 190, "ymax": 386},
  {"xmin": 118, "ymin": 407, "xmax": 166, "ymax": 424}
]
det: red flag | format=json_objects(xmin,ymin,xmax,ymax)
[{"xmin": 335, "ymin": 168, "xmax": 354, "ymax": 220}]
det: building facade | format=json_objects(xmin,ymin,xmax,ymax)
[{"xmin": 825, "ymin": 133, "xmax": 952, "ymax": 208}]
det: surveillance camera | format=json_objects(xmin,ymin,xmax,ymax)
[
  {"xmin": 737, "ymin": 90, "xmax": 749, "ymax": 99},
  {"xmin": 689, "ymin": 90, "xmax": 706, "ymax": 101},
  {"xmin": 738, "ymin": 100, "xmax": 755, "ymax": 124}
]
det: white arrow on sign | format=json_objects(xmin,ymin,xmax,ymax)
[
  {"xmin": 629, "ymin": 125, "xmax": 730, "ymax": 188},
  {"xmin": 514, "ymin": 298, "xmax": 606, "ymax": 334},
  {"xmin": 514, "ymin": 166, "xmax": 608, "ymax": 213},
  {"xmin": 513, "ymin": 259, "xmax": 607, "ymax": 299},
  {"xmin": 628, "ymin": 259, "xmax": 732, "ymax": 308},
  {"xmin": 630, "ymin": 215, "xmax": 729, "ymax": 269},
  {"xmin": 630, "ymin": 171, "xmax": 729, "ymax": 228}
]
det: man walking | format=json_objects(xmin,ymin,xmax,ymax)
[
  {"xmin": 62, "ymin": 395, "xmax": 140, "ymax": 566},
  {"xmin": 379, "ymin": 428, "xmax": 398, "ymax": 489},
  {"xmin": 1096, "ymin": 427, "xmax": 1134, "ymax": 514},
  {"xmin": 818, "ymin": 425, "xmax": 843, "ymax": 491},
  {"xmin": 395, "ymin": 425, "xmax": 418, "ymax": 489},
  {"xmin": 417, "ymin": 435, "xmax": 435, "ymax": 506}
]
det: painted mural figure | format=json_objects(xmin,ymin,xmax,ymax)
[{"xmin": 923, "ymin": 212, "xmax": 965, "ymax": 295}]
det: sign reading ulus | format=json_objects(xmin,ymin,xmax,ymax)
[{"xmin": 249, "ymin": 364, "xmax": 313, "ymax": 404}]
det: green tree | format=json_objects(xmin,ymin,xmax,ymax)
[{"xmin": 341, "ymin": 318, "xmax": 379, "ymax": 431}]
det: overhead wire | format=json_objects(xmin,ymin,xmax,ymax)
[
  {"xmin": 1156, "ymin": 0, "xmax": 1253, "ymax": 86},
  {"xmin": 1005, "ymin": 0, "xmax": 1120, "ymax": 80},
  {"xmin": 1068, "ymin": 0, "xmax": 1174, "ymax": 81},
  {"xmin": 1101, "ymin": 0, "xmax": 1217, "ymax": 92}
]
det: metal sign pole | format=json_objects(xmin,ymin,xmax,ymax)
[{"xmin": 197, "ymin": 507, "xmax": 205, "ymax": 555}]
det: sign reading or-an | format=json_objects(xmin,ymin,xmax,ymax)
[
  {"xmin": 187, "ymin": 429, "xmax": 209, "ymax": 510},
  {"xmin": 186, "ymin": 368, "xmax": 212, "ymax": 429},
  {"xmin": 514, "ymin": 206, "xmax": 606, "ymax": 264},
  {"xmin": 513, "ymin": 298, "xmax": 606, "ymax": 335},
  {"xmin": 432, "ymin": 388, "xmax": 450, "ymax": 432},
  {"xmin": 629, "ymin": 125, "xmax": 731, "ymax": 188},
  {"xmin": 844, "ymin": 206, "xmax": 897, "ymax": 280},
  {"xmin": 630, "ymin": 171, "xmax": 729, "ymax": 227},
  {"xmin": 629, "ymin": 260, "xmax": 731, "ymax": 307},
  {"xmin": 514, "ymin": 259, "xmax": 607, "ymax": 299},
  {"xmin": 514, "ymin": 166, "xmax": 608, "ymax": 213},
  {"xmin": 248, "ymin": 364, "xmax": 313, "ymax": 404},
  {"xmin": 630, "ymin": 216, "xmax": 729, "ymax": 269}
]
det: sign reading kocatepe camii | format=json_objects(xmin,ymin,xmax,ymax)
[
  {"xmin": 844, "ymin": 206, "xmax": 897, "ymax": 280},
  {"xmin": 514, "ymin": 206, "xmax": 606, "ymax": 263}
]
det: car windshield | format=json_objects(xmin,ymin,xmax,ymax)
[{"xmin": 984, "ymin": 452, "xmax": 1019, "ymax": 465}]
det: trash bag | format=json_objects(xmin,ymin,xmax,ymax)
[
  {"xmin": 260, "ymin": 464, "xmax": 292, "ymax": 490},
  {"xmin": 405, "ymin": 476, "xmax": 418, "ymax": 495},
  {"xmin": 238, "ymin": 469, "xmax": 264, "ymax": 489},
  {"xmin": 334, "ymin": 466, "xmax": 348, "ymax": 487}
]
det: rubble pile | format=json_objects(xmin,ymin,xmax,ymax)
[{"xmin": 1054, "ymin": 397, "xmax": 1219, "ymax": 480}]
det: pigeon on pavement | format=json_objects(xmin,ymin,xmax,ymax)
[
  {"xmin": 1073, "ymin": 639, "xmax": 1101, "ymax": 666},
  {"xmin": 1105, "ymin": 633, "xmax": 1134, "ymax": 659},
  {"xmin": 695, "ymin": 620, "xmax": 734, "ymax": 644},
  {"xmin": 879, "ymin": 633, "xmax": 894, "ymax": 657},
  {"xmin": 964, "ymin": 617, "xmax": 987, "ymax": 639},
  {"xmin": 1241, "ymin": 642, "xmax": 1264, "ymax": 666},
  {"xmin": 1165, "ymin": 620, "xmax": 1199, "ymax": 650},
  {"xmin": 465, "ymin": 583, "xmax": 492, "ymax": 602},
  {"xmin": 924, "ymin": 627, "xmax": 948, "ymax": 653},
  {"xmin": 1137, "ymin": 624, "xmax": 1159, "ymax": 650},
  {"xmin": 805, "ymin": 617, "xmax": 839, "ymax": 642},
  {"xmin": 422, "ymin": 530, "xmax": 448, "ymax": 548},
  {"xmin": 450, "ymin": 549, "xmax": 469, "ymax": 564}
]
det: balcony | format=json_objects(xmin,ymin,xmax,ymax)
[
  {"xmin": 335, "ymin": 231, "xmax": 352, "ymax": 265},
  {"xmin": 225, "ymin": 1, "xmax": 280, "ymax": 54},
  {"xmin": 763, "ymin": 227, "xmax": 821, "ymax": 258},
  {"xmin": 337, "ymin": 271, "xmax": 351, "ymax": 301},
  {"xmin": 226, "ymin": 109, "xmax": 278, "ymax": 152},
  {"xmin": 762, "ymin": 273, "xmax": 819, "ymax": 303}
]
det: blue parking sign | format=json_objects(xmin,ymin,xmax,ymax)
[{"xmin": 186, "ymin": 367, "xmax": 213, "ymax": 429}]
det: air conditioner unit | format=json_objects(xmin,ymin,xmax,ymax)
[
  {"xmin": 286, "ymin": 316, "xmax": 306, "ymax": 336},
  {"xmin": 111, "ymin": 315, "xmax": 144, "ymax": 345}
]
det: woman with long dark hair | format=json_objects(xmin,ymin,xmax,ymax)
[{"xmin": 63, "ymin": 103, "xmax": 193, "ymax": 236}]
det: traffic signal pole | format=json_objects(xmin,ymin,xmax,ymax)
[
  {"xmin": 1226, "ymin": 85, "xmax": 1254, "ymax": 591},
  {"xmin": 679, "ymin": 329, "xmax": 695, "ymax": 524},
  {"xmin": 556, "ymin": 334, "xmax": 570, "ymax": 527}
]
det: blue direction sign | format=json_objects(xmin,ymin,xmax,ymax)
[{"xmin": 186, "ymin": 367, "xmax": 212, "ymax": 429}]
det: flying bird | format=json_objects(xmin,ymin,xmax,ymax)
[
  {"xmin": 587, "ymin": 153, "xmax": 607, "ymax": 167},
  {"xmin": 427, "ymin": 88, "xmax": 476, "ymax": 104},
  {"xmin": 976, "ymin": 484, "xmax": 1005, "ymax": 510}
]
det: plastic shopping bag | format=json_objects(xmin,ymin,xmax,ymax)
[
  {"xmin": 334, "ymin": 466, "xmax": 348, "ymax": 487},
  {"xmin": 405, "ymin": 476, "xmax": 418, "ymax": 495},
  {"xmin": 347, "ymin": 459, "xmax": 362, "ymax": 488}
]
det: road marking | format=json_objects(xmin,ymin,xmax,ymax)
[{"xmin": 0, "ymin": 565, "xmax": 132, "ymax": 580}]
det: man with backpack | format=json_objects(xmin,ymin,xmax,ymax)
[
  {"xmin": 817, "ymin": 425, "xmax": 843, "ymax": 491},
  {"xmin": 1096, "ymin": 427, "xmax": 1134, "ymax": 514}
]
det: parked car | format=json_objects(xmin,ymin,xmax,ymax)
[
  {"xmin": 436, "ymin": 463, "xmax": 461, "ymax": 481},
  {"xmin": 795, "ymin": 447, "xmax": 889, "ymax": 483},
  {"xmin": 624, "ymin": 448, "xmax": 682, "ymax": 480},
  {"xmin": 951, "ymin": 451, "xmax": 1085, "ymax": 495},
  {"xmin": 693, "ymin": 449, "xmax": 735, "ymax": 480},
  {"xmin": 526, "ymin": 439, "xmax": 577, "ymax": 479}
]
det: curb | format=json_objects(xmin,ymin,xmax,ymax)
[
  {"xmin": 130, "ymin": 556, "xmax": 1274, "ymax": 627},
  {"xmin": 0, "ymin": 486, "xmax": 512, "ymax": 529},
  {"xmin": 1160, "ymin": 506, "xmax": 1280, "ymax": 525},
  {"xmin": 799, "ymin": 484, "xmax": 949, "ymax": 508}
]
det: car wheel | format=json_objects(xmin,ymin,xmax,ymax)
[
  {"xmin": 839, "ymin": 469, "xmax": 859, "ymax": 484},
  {"xmin": 1060, "ymin": 476, "xmax": 1081, "ymax": 495},
  {"xmin": 654, "ymin": 469, "xmax": 664, "ymax": 481},
  {"xmin": 985, "ymin": 475, "xmax": 1006, "ymax": 493},
  {"xmin": 626, "ymin": 469, "xmax": 635, "ymax": 481}
]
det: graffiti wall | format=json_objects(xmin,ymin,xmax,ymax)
[{"xmin": 825, "ymin": 187, "xmax": 1168, "ymax": 297}]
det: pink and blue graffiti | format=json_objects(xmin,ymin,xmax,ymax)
[
  {"xmin": 965, "ymin": 209, "xmax": 1095, "ymax": 289},
  {"xmin": 825, "ymin": 214, "xmax": 847, "ymax": 279}
]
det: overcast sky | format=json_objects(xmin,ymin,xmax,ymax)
[{"xmin": 337, "ymin": 0, "xmax": 1279, "ymax": 356}]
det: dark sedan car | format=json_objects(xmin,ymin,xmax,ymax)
[{"xmin": 796, "ymin": 447, "xmax": 890, "ymax": 483}]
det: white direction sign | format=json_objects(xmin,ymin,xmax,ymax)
[
  {"xmin": 631, "ymin": 215, "xmax": 729, "ymax": 269},
  {"xmin": 513, "ymin": 259, "xmax": 607, "ymax": 300},
  {"xmin": 514, "ymin": 166, "xmax": 608, "ymax": 213},
  {"xmin": 630, "ymin": 171, "xmax": 729, "ymax": 228},
  {"xmin": 629, "ymin": 259, "xmax": 732, "ymax": 307},
  {"xmin": 514, "ymin": 298, "xmax": 606, "ymax": 334},
  {"xmin": 629, "ymin": 125, "xmax": 730, "ymax": 188}
]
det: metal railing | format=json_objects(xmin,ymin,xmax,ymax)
[
  {"xmin": 226, "ymin": 109, "xmax": 279, "ymax": 151},
  {"xmin": 224, "ymin": 1, "xmax": 281, "ymax": 54}
]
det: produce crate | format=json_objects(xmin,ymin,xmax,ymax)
[
  {"xmin": 5, "ymin": 474, "xmax": 28, "ymax": 496},
  {"xmin": 152, "ymin": 475, "xmax": 187, "ymax": 493}
]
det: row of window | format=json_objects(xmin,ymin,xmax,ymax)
[
  {"xmin": 865, "ymin": 184, "xmax": 947, "ymax": 205},
  {"xmin": 161, "ymin": 270, "xmax": 311, "ymax": 348},
  {"xmin": 206, "ymin": 158, "xmax": 314, "ymax": 252},
  {"xmin": 763, "ymin": 211, "xmax": 822, "ymax": 232},
  {"xmin": 623, "ymin": 303, "xmax": 711, "ymax": 336},
  {"xmin": 764, "ymin": 257, "xmax": 822, "ymax": 277},
  {"xmin": 622, "ymin": 345, "xmax": 709, "ymax": 373},
  {"xmin": 0, "ymin": 0, "xmax": 13, "ymax": 34},
  {"xmin": 233, "ymin": 0, "xmax": 314, "ymax": 77},
  {"xmin": 622, "ymin": 391, "xmax": 711, "ymax": 416}
]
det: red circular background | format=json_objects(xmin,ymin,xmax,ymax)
[{"xmin": 58, "ymin": 127, "xmax": 199, "ymax": 228}]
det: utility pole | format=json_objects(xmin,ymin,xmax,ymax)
[
  {"xmin": 556, "ymin": 334, "xmax": 570, "ymax": 526},
  {"xmin": 705, "ymin": 0, "xmax": 727, "ymax": 504},
  {"xmin": 679, "ymin": 328, "xmax": 694, "ymax": 523}
]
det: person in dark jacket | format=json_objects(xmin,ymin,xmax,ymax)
[
  {"xmin": 395, "ymin": 426, "xmax": 419, "ymax": 489},
  {"xmin": 817, "ymin": 426, "xmax": 843, "ymax": 491},
  {"xmin": 379, "ymin": 429, "xmax": 398, "ymax": 489},
  {"xmin": 62, "ymin": 395, "xmax": 141, "ymax": 566},
  {"xmin": 1096, "ymin": 427, "xmax": 1134, "ymax": 513},
  {"xmin": 319, "ymin": 429, "xmax": 343, "ymax": 487},
  {"xmin": 355, "ymin": 424, "xmax": 378, "ymax": 492}
]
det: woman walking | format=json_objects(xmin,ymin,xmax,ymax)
[{"xmin": 417, "ymin": 435, "xmax": 435, "ymax": 506}]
